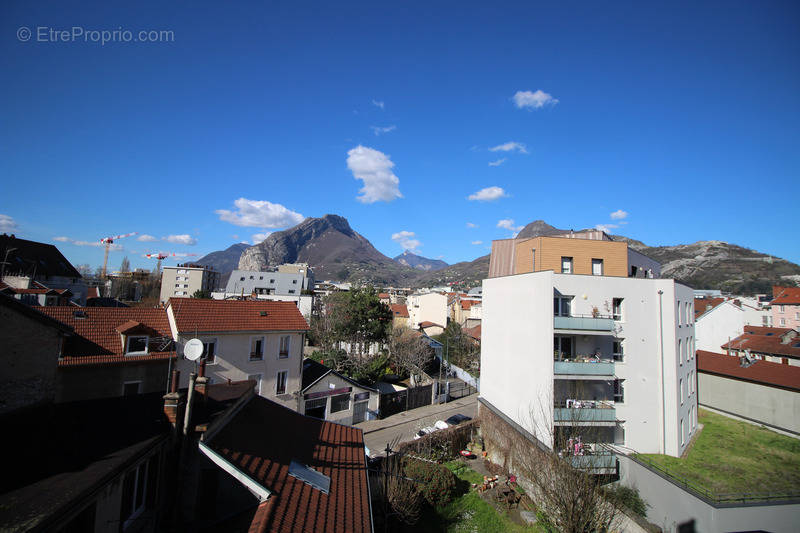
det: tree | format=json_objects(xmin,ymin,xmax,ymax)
[
  {"xmin": 191, "ymin": 289, "xmax": 211, "ymax": 299},
  {"xmin": 388, "ymin": 327, "xmax": 434, "ymax": 386},
  {"xmin": 75, "ymin": 263, "xmax": 93, "ymax": 278},
  {"xmin": 119, "ymin": 256, "xmax": 130, "ymax": 273},
  {"xmin": 336, "ymin": 286, "xmax": 393, "ymax": 357}
]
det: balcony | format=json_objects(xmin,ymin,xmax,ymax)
[
  {"xmin": 554, "ymin": 360, "xmax": 615, "ymax": 377},
  {"xmin": 553, "ymin": 314, "xmax": 614, "ymax": 332},
  {"xmin": 554, "ymin": 401, "xmax": 616, "ymax": 426},
  {"xmin": 566, "ymin": 453, "xmax": 617, "ymax": 472}
]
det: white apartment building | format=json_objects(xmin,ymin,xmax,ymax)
[
  {"xmin": 407, "ymin": 291, "xmax": 448, "ymax": 330},
  {"xmin": 480, "ymin": 270, "xmax": 697, "ymax": 464},
  {"xmin": 159, "ymin": 264, "xmax": 220, "ymax": 303}
]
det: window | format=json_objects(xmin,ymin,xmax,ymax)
[
  {"xmin": 630, "ymin": 265, "xmax": 638, "ymax": 278},
  {"xmin": 612, "ymin": 298, "xmax": 623, "ymax": 321},
  {"xmin": 330, "ymin": 393, "xmax": 350, "ymax": 413},
  {"xmin": 240, "ymin": 276, "xmax": 245, "ymax": 281},
  {"xmin": 288, "ymin": 289, "xmax": 296, "ymax": 294},
  {"xmin": 175, "ymin": 283, "xmax": 180, "ymax": 287},
  {"xmin": 762, "ymin": 315, "xmax": 769, "ymax": 325},
  {"xmin": 680, "ymin": 378, "xmax": 684, "ymax": 404},
  {"xmin": 121, "ymin": 460, "xmax": 149, "ymax": 527},
  {"xmin": 554, "ymin": 336, "xmax": 574, "ymax": 359},
  {"xmin": 613, "ymin": 379, "xmax": 625, "ymax": 403},
  {"xmin": 259, "ymin": 276, "xmax": 263, "ymax": 280},
  {"xmin": 250, "ymin": 275, "xmax": 254, "ymax": 280},
  {"xmin": 250, "ymin": 337, "xmax": 264, "ymax": 360},
  {"xmin": 270, "ymin": 278, "xmax": 275, "ymax": 283},
  {"xmin": 613, "ymin": 339, "xmax": 624, "ymax": 361},
  {"xmin": 591, "ymin": 258, "xmax": 604, "ymax": 276},
  {"xmin": 279, "ymin": 335, "xmax": 290, "ymax": 358},
  {"xmin": 677, "ymin": 300, "xmax": 682, "ymax": 326},
  {"xmin": 123, "ymin": 381, "xmax": 141, "ymax": 396},
  {"xmin": 304, "ymin": 397, "xmax": 327, "ymax": 417},
  {"xmin": 678, "ymin": 339, "xmax": 683, "ymax": 366},
  {"xmin": 202, "ymin": 340, "xmax": 216, "ymax": 364},
  {"xmin": 554, "ymin": 296, "xmax": 572, "ymax": 317},
  {"xmin": 780, "ymin": 305, "xmax": 785, "ymax": 313},
  {"xmin": 126, "ymin": 336, "xmax": 148, "ymax": 355},
  {"xmin": 561, "ymin": 257, "xmax": 573, "ymax": 274},
  {"xmin": 780, "ymin": 318, "xmax": 786, "ymax": 326},
  {"xmin": 276, "ymin": 370, "xmax": 288, "ymax": 395},
  {"xmin": 685, "ymin": 302, "xmax": 691, "ymax": 324},
  {"xmin": 248, "ymin": 373, "xmax": 262, "ymax": 395},
  {"xmin": 680, "ymin": 419, "xmax": 685, "ymax": 445},
  {"xmin": 292, "ymin": 279, "xmax": 298, "ymax": 284},
  {"xmin": 531, "ymin": 249, "xmax": 535, "ymax": 271}
]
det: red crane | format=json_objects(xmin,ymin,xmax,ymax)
[
  {"xmin": 100, "ymin": 232, "xmax": 137, "ymax": 279},
  {"xmin": 145, "ymin": 252, "xmax": 197, "ymax": 274}
]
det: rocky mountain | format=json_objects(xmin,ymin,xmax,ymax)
[
  {"xmin": 516, "ymin": 220, "xmax": 571, "ymax": 239},
  {"xmin": 197, "ymin": 243, "xmax": 251, "ymax": 287},
  {"xmin": 393, "ymin": 250, "xmax": 449, "ymax": 272},
  {"xmin": 415, "ymin": 254, "xmax": 490, "ymax": 288},
  {"xmin": 238, "ymin": 214, "xmax": 419, "ymax": 285}
]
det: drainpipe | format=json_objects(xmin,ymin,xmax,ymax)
[
  {"xmin": 183, "ymin": 372, "xmax": 197, "ymax": 436},
  {"xmin": 657, "ymin": 289, "xmax": 666, "ymax": 455}
]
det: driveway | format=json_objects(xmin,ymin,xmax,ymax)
[{"xmin": 358, "ymin": 394, "xmax": 478, "ymax": 456}]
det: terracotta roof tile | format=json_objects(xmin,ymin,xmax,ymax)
[
  {"xmin": 721, "ymin": 326, "xmax": 800, "ymax": 359},
  {"xmin": 208, "ymin": 397, "xmax": 372, "ymax": 533},
  {"xmin": 697, "ymin": 350, "xmax": 800, "ymax": 391},
  {"xmin": 460, "ymin": 300, "xmax": 479, "ymax": 310},
  {"xmin": 694, "ymin": 297, "xmax": 726, "ymax": 319},
  {"xmin": 464, "ymin": 324, "xmax": 481, "ymax": 341},
  {"xmin": 389, "ymin": 304, "xmax": 408, "ymax": 318},
  {"xmin": 168, "ymin": 299, "xmax": 308, "ymax": 333},
  {"xmin": 419, "ymin": 321, "xmax": 444, "ymax": 329},
  {"xmin": 771, "ymin": 286, "xmax": 800, "ymax": 305}
]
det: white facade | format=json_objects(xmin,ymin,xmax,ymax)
[
  {"xmin": 481, "ymin": 271, "xmax": 696, "ymax": 457},
  {"xmin": 160, "ymin": 266, "xmax": 220, "ymax": 303},
  {"xmin": 737, "ymin": 296, "xmax": 773, "ymax": 327},
  {"xmin": 211, "ymin": 292, "xmax": 313, "ymax": 318},
  {"xmin": 694, "ymin": 300, "xmax": 745, "ymax": 353},
  {"xmin": 407, "ymin": 292, "xmax": 448, "ymax": 330}
]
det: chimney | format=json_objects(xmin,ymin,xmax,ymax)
[
  {"xmin": 163, "ymin": 369, "xmax": 186, "ymax": 435},
  {"xmin": 183, "ymin": 372, "xmax": 198, "ymax": 436},
  {"xmin": 195, "ymin": 359, "xmax": 209, "ymax": 397}
]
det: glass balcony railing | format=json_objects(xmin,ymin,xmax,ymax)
[
  {"xmin": 566, "ymin": 453, "xmax": 617, "ymax": 470},
  {"xmin": 554, "ymin": 401, "xmax": 616, "ymax": 424},
  {"xmin": 554, "ymin": 360, "xmax": 615, "ymax": 376},
  {"xmin": 554, "ymin": 315, "xmax": 614, "ymax": 331}
]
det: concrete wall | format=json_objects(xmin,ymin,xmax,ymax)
[
  {"xmin": 698, "ymin": 372, "xmax": 800, "ymax": 436},
  {"xmin": 481, "ymin": 271, "xmax": 555, "ymax": 448},
  {"xmin": 300, "ymin": 372, "xmax": 379, "ymax": 424},
  {"xmin": 695, "ymin": 301, "xmax": 745, "ymax": 353},
  {"xmin": 57, "ymin": 360, "xmax": 172, "ymax": 402},
  {"xmin": 0, "ymin": 304, "xmax": 62, "ymax": 414},
  {"xmin": 175, "ymin": 331, "xmax": 304, "ymax": 411},
  {"xmin": 618, "ymin": 454, "xmax": 800, "ymax": 533}
]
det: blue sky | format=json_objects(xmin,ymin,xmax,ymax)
[{"xmin": 1, "ymin": 1, "xmax": 798, "ymax": 272}]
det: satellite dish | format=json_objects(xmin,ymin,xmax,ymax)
[{"xmin": 184, "ymin": 338, "xmax": 204, "ymax": 361}]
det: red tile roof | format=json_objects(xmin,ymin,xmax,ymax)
[
  {"xmin": 460, "ymin": 300, "xmax": 479, "ymax": 310},
  {"xmin": 207, "ymin": 397, "xmax": 372, "ymax": 533},
  {"xmin": 390, "ymin": 304, "xmax": 408, "ymax": 318},
  {"xmin": 694, "ymin": 297, "xmax": 726, "ymax": 319},
  {"xmin": 697, "ymin": 350, "xmax": 800, "ymax": 391},
  {"xmin": 168, "ymin": 299, "xmax": 309, "ymax": 333},
  {"xmin": 378, "ymin": 293, "xmax": 389, "ymax": 299},
  {"xmin": 419, "ymin": 321, "xmax": 444, "ymax": 329},
  {"xmin": 771, "ymin": 286, "xmax": 800, "ymax": 305},
  {"xmin": 464, "ymin": 324, "xmax": 481, "ymax": 341},
  {"xmin": 38, "ymin": 306, "xmax": 175, "ymax": 365},
  {"xmin": 721, "ymin": 326, "xmax": 800, "ymax": 359},
  {"xmin": 87, "ymin": 287, "xmax": 100, "ymax": 299}
]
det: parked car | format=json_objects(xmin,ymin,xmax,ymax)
[
  {"xmin": 414, "ymin": 420, "xmax": 449, "ymax": 439},
  {"xmin": 444, "ymin": 413, "xmax": 472, "ymax": 426}
]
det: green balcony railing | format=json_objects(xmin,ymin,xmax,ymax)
[
  {"xmin": 554, "ymin": 361, "xmax": 615, "ymax": 376},
  {"xmin": 554, "ymin": 315, "xmax": 614, "ymax": 331}
]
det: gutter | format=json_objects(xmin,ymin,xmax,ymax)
[
  {"xmin": 658, "ymin": 289, "xmax": 666, "ymax": 455},
  {"xmin": 198, "ymin": 441, "xmax": 271, "ymax": 501}
]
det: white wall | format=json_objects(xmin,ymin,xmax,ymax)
[
  {"xmin": 481, "ymin": 271, "xmax": 555, "ymax": 448},
  {"xmin": 695, "ymin": 301, "xmax": 745, "ymax": 352},
  {"xmin": 211, "ymin": 292, "xmax": 312, "ymax": 318},
  {"xmin": 408, "ymin": 292, "xmax": 448, "ymax": 329},
  {"xmin": 627, "ymin": 248, "xmax": 662, "ymax": 278}
]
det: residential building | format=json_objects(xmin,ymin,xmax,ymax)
[
  {"xmin": 168, "ymin": 298, "xmax": 309, "ymax": 411},
  {"xmin": 0, "ymin": 279, "xmax": 74, "ymax": 306},
  {"xmin": 407, "ymin": 291, "xmax": 448, "ymax": 330},
  {"xmin": 488, "ymin": 230, "xmax": 661, "ymax": 279},
  {"xmin": 771, "ymin": 285, "xmax": 800, "ymax": 329},
  {"xmin": 300, "ymin": 358, "xmax": 380, "ymax": 424},
  {"xmin": 480, "ymin": 269, "xmax": 696, "ymax": 463},
  {"xmin": 0, "ymin": 234, "xmax": 88, "ymax": 304},
  {"xmin": 694, "ymin": 298, "xmax": 745, "ymax": 352},
  {"xmin": 225, "ymin": 266, "xmax": 315, "ymax": 296},
  {"xmin": 390, "ymin": 303, "xmax": 409, "ymax": 328},
  {"xmin": 39, "ymin": 306, "xmax": 177, "ymax": 402},
  {"xmin": 697, "ymin": 350, "xmax": 800, "ymax": 436},
  {"xmin": 722, "ymin": 326, "xmax": 800, "ymax": 366},
  {"xmin": 159, "ymin": 263, "xmax": 220, "ymax": 303},
  {"xmin": 0, "ymin": 294, "xmax": 72, "ymax": 414}
]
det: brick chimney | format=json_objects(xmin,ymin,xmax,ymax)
[
  {"xmin": 163, "ymin": 369, "xmax": 186, "ymax": 435},
  {"xmin": 195, "ymin": 359, "xmax": 209, "ymax": 397}
]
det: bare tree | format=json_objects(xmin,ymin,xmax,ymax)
[{"xmin": 388, "ymin": 327, "xmax": 433, "ymax": 386}]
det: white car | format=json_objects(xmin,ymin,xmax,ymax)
[{"xmin": 413, "ymin": 420, "xmax": 449, "ymax": 439}]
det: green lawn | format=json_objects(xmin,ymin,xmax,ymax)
[
  {"xmin": 411, "ymin": 461, "xmax": 541, "ymax": 533},
  {"xmin": 637, "ymin": 409, "xmax": 800, "ymax": 495}
]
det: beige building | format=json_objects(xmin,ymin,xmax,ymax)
[
  {"xmin": 159, "ymin": 263, "xmax": 220, "ymax": 303},
  {"xmin": 489, "ymin": 230, "xmax": 661, "ymax": 279}
]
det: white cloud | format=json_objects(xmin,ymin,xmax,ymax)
[
  {"xmin": 471, "ymin": 240, "xmax": 483, "ymax": 245},
  {"xmin": 370, "ymin": 125, "xmax": 396, "ymax": 136},
  {"xmin": 468, "ymin": 186, "xmax": 508, "ymax": 202},
  {"xmin": 489, "ymin": 142, "xmax": 528, "ymax": 154},
  {"xmin": 595, "ymin": 224, "xmax": 619, "ymax": 233},
  {"xmin": 137, "ymin": 234, "xmax": 158, "ymax": 242},
  {"xmin": 372, "ymin": 99, "xmax": 385, "ymax": 109},
  {"xmin": 53, "ymin": 236, "xmax": 70, "ymax": 242},
  {"xmin": 347, "ymin": 145, "xmax": 403, "ymax": 203},
  {"xmin": 466, "ymin": 222, "xmax": 478, "ymax": 228},
  {"xmin": 488, "ymin": 158, "xmax": 507, "ymax": 167},
  {"xmin": 251, "ymin": 232, "xmax": 272, "ymax": 244},
  {"xmin": 216, "ymin": 198, "xmax": 305, "ymax": 228},
  {"xmin": 391, "ymin": 230, "xmax": 421, "ymax": 251},
  {"xmin": 497, "ymin": 219, "xmax": 523, "ymax": 233},
  {"xmin": 610, "ymin": 209, "xmax": 628, "ymax": 220},
  {"xmin": 0, "ymin": 214, "xmax": 18, "ymax": 233},
  {"xmin": 512, "ymin": 89, "xmax": 559, "ymax": 109},
  {"xmin": 163, "ymin": 234, "xmax": 198, "ymax": 245}
]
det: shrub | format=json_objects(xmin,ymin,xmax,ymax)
[
  {"xmin": 404, "ymin": 459, "xmax": 459, "ymax": 508},
  {"xmin": 604, "ymin": 484, "xmax": 648, "ymax": 518}
]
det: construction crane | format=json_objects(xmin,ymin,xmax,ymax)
[
  {"xmin": 100, "ymin": 232, "xmax": 137, "ymax": 279},
  {"xmin": 145, "ymin": 252, "xmax": 197, "ymax": 274}
]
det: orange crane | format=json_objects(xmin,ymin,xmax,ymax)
[
  {"xmin": 145, "ymin": 252, "xmax": 197, "ymax": 273},
  {"xmin": 100, "ymin": 232, "xmax": 137, "ymax": 279}
]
